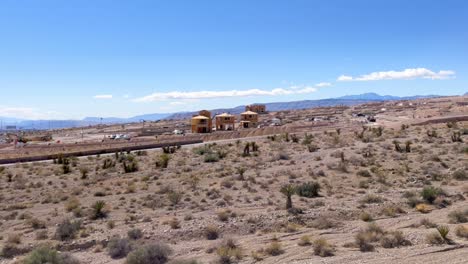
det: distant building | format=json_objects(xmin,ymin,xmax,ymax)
[
  {"xmin": 270, "ymin": 118, "xmax": 282, "ymax": 126},
  {"xmin": 240, "ymin": 111, "xmax": 258, "ymax": 129},
  {"xmin": 215, "ymin": 113, "xmax": 235, "ymax": 131},
  {"xmin": 191, "ymin": 110, "xmax": 212, "ymax": 133},
  {"xmin": 5, "ymin": 125, "xmax": 17, "ymax": 131},
  {"xmin": 245, "ymin": 104, "xmax": 267, "ymax": 114}
]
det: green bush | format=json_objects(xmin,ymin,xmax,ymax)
[
  {"xmin": 313, "ymin": 238, "xmax": 334, "ymax": 257},
  {"xmin": 448, "ymin": 209, "xmax": 468, "ymax": 223},
  {"xmin": 23, "ymin": 246, "xmax": 79, "ymax": 264},
  {"xmin": 296, "ymin": 182, "xmax": 321, "ymax": 198},
  {"xmin": 123, "ymin": 160, "xmax": 139, "ymax": 173},
  {"xmin": 453, "ymin": 169, "xmax": 467, "ymax": 180},
  {"xmin": 55, "ymin": 219, "xmax": 81, "ymax": 241},
  {"xmin": 126, "ymin": 243, "xmax": 172, "ymax": 264},
  {"xmin": 108, "ymin": 236, "xmax": 132, "ymax": 259},
  {"xmin": 204, "ymin": 153, "xmax": 220, "ymax": 163},
  {"xmin": 90, "ymin": 200, "xmax": 107, "ymax": 220},
  {"xmin": 205, "ymin": 225, "xmax": 219, "ymax": 240},
  {"xmin": 421, "ymin": 186, "xmax": 443, "ymax": 204},
  {"xmin": 156, "ymin": 154, "xmax": 171, "ymax": 168},
  {"xmin": 128, "ymin": 228, "xmax": 143, "ymax": 240}
]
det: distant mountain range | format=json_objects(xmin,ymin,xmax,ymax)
[{"xmin": 0, "ymin": 93, "xmax": 449, "ymax": 130}]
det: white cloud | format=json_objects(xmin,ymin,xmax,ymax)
[
  {"xmin": 316, "ymin": 82, "xmax": 332, "ymax": 87},
  {"xmin": 0, "ymin": 106, "xmax": 64, "ymax": 120},
  {"xmin": 169, "ymin": 101, "xmax": 187, "ymax": 105},
  {"xmin": 93, "ymin": 94, "xmax": 113, "ymax": 99},
  {"xmin": 337, "ymin": 68, "xmax": 455, "ymax": 81},
  {"xmin": 134, "ymin": 85, "xmax": 319, "ymax": 102},
  {"xmin": 337, "ymin": 75, "xmax": 353, "ymax": 81}
]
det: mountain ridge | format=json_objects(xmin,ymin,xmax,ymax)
[{"xmin": 0, "ymin": 93, "xmax": 446, "ymax": 130}]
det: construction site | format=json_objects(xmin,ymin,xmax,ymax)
[{"xmin": 0, "ymin": 97, "xmax": 466, "ymax": 163}]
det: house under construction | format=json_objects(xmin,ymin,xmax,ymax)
[
  {"xmin": 245, "ymin": 104, "xmax": 267, "ymax": 114},
  {"xmin": 215, "ymin": 113, "xmax": 235, "ymax": 131},
  {"xmin": 240, "ymin": 111, "xmax": 258, "ymax": 129},
  {"xmin": 191, "ymin": 110, "xmax": 212, "ymax": 133}
]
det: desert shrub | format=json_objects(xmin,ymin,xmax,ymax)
[
  {"xmin": 437, "ymin": 225, "xmax": 450, "ymax": 240},
  {"xmin": 123, "ymin": 160, "xmax": 139, "ymax": 173},
  {"xmin": 205, "ymin": 225, "xmax": 220, "ymax": 240},
  {"xmin": 264, "ymin": 241, "xmax": 283, "ymax": 256},
  {"xmin": 357, "ymin": 170, "xmax": 372, "ymax": 177},
  {"xmin": 359, "ymin": 212, "xmax": 373, "ymax": 222},
  {"xmin": 55, "ymin": 219, "xmax": 81, "ymax": 241},
  {"xmin": 65, "ymin": 197, "xmax": 81, "ymax": 212},
  {"xmin": 217, "ymin": 210, "xmax": 230, "ymax": 222},
  {"xmin": 298, "ymin": 235, "xmax": 311, "ymax": 246},
  {"xmin": 35, "ymin": 230, "xmax": 48, "ymax": 240},
  {"xmin": 204, "ymin": 152, "xmax": 220, "ymax": 163},
  {"xmin": 280, "ymin": 184, "xmax": 296, "ymax": 209},
  {"xmin": 421, "ymin": 186, "xmax": 443, "ymax": 204},
  {"xmin": 380, "ymin": 231, "xmax": 411, "ymax": 248},
  {"xmin": 193, "ymin": 145, "xmax": 211, "ymax": 155},
  {"xmin": 62, "ymin": 164, "xmax": 71, "ymax": 174},
  {"xmin": 108, "ymin": 236, "xmax": 132, "ymax": 259},
  {"xmin": 406, "ymin": 196, "xmax": 424, "ymax": 208},
  {"xmin": 28, "ymin": 218, "xmax": 46, "ymax": 229},
  {"xmin": 360, "ymin": 194, "xmax": 383, "ymax": 204},
  {"xmin": 102, "ymin": 158, "xmax": 115, "ymax": 169},
  {"xmin": 453, "ymin": 169, "xmax": 467, "ymax": 180},
  {"xmin": 420, "ymin": 218, "xmax": 437, "ymax": 228},
  {"xmin": 126, "ymin": 243, "xmax": 172, "ymax": 264},
  {"xmin": 7, "ymin": 233, "xmax": 21, "ymax": 244},
  {"xmin": 90, "ymin": 200, "xmax": 107, "ymax": 219},
  {"xmin": 79, "ymin": 167, "xmax": 89, "ymax": 179},
  {"xmin": 169, "ymin": 218, "xmax": 180, "ymax": 229},
  {"xmin": 312, "ymin": 238, "xmax": 334, "ymax": 257},
  {"xmin": 381, "ymin": 206, "xmax": 406, "ymax": 217},
  {"xmin": 216, "ymin": 238, "xmax": 242, "ymax": 264},
  {"xmin": 1, "ymin": 243, "xmax": 22, "ymax": 258},
  {"xmin": 167, "ymin": 191, "xmax": 183, "ymax": 206},
  {"xmin": 23, "ymin": 246, "xmax": 79, "ymax": 264},
  {"xmin": 296, "ymin": 182, "xmax": 321, "ymax": 198},
  {"xmin": 426, "ymin": 232, "xmax": 445, "ymax": 245},
  {"xmin": 355, "ymin": 223, "xmax": 385, "ymax": 252},
  {"xmin": 156, "ymin": 154, "xmax": 170, "ymax": 168},
  {"xmin": 311, "ymin": 216, "xmax": 335, "ymax": 229},
  {"xmin": 448, "ymin": 209, "xmax": 468, "ymax": 223},
  {"xmin": 301, "ymin": 134, "xmax": 313, "ymax": 146},
  {"xmin": 128, "ymin": 228, "xmax": 143, "ymax": 240},
  {"xmin": 355, "ymin": 232, "xmax": 374, "ymax": 252},
  {"xmin": 455, "ymin": 225, "xmax": 468, "ymax": 239}
]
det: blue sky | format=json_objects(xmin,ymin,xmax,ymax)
[{"xmin": 0, "ymin": 0, "xmax": 467, "ymax": 119}]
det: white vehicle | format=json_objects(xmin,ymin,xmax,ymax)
[{"xmin": 173, "ymin": 129, "xmax": 184, "ymax": 135}]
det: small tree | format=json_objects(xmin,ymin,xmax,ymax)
[
  {"xmin": 405, "ymin": 141, "xmax": 412, "ymax": 153},
  {"xmin": 90, "ymin": 200, "xmax": 107, "ymax": 219},
  {"xmin": 156, "ymin": 154, "xmax": 170, "ymax": 168},
  {"xmin": 79, "ymin": 167, "xmax": 89, "ymax": 179},
  {"xmin": 393, "ymin": 140, "xmax": 402, "ymax": 152},
  {"xmin": 280, "ymin": 184, "xmax": 296, "ymax": 209},
  {"xmin": 451, "ymin": 131, "xmax": 462, "ymax": 142}
]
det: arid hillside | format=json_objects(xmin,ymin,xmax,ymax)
[{"xmin": 0, "ymin": 96, "xmax": 467, "ymax": 264}]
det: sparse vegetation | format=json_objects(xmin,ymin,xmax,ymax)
[{"xmin": 125, "ymin": 243, "xmax": 172, "ymax": 264}]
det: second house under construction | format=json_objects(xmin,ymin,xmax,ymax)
[
  {"xmin": 191, "ymin": 110, "xmax": 212, "ymax": 133},
  {"xmin": 240, "ymin": 110, "xmax": 258, "ymax": 129},
  {"xmin": 215, "ymin": 113, "xmax": 235, "ymax": 131}
]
